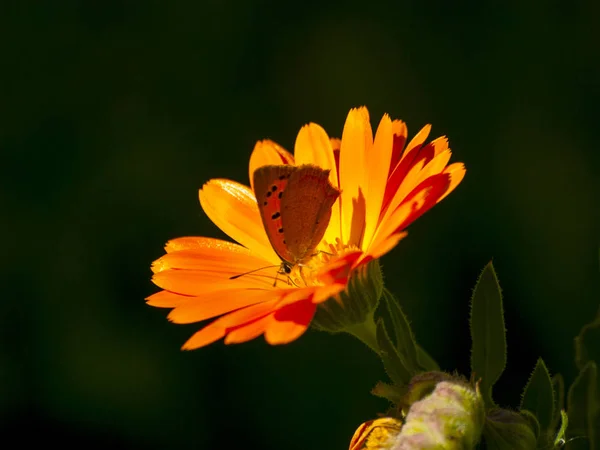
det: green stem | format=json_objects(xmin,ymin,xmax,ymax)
[{"xmin": 345, "ymin": 311, "xmax": 380, "ymax": 355}]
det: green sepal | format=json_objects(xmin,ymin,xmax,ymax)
[
  {"xmin": 566, "ymin": 361, "xmax": 598, "ymax": 450},
  {"xmin": 371, "ymin": 380, "xmax": 406, "ymax": 405},
  {"xmin": 470, "ymin": 261, "xmax": 507, "ymax": 408},
  {"xmin": 520, "ymin": 358, "xmax": 554, "ymax": 443},
  {"xmin": 312, "ymin": 260, "xmax": 383, "ymax": 334},
  {"xmin": 551, "ymin": 374, "xmax": 566, "ymax": 433},
  {"xmin": 382, "ymin": 288, "xmax": 419, "ymax": 375},
  {"xmin": 483, "ymin": 408, "xmax": 538, "ymax": 450},
  {"xmin": 375, "ymin": 317, "xmax": 412, "ymax": 387},
  {"xmin": 402, "ymin": 371, "xmax": 456, "ymax": 408}
]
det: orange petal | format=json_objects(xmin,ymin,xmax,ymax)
[
  {"xmin": 312, "ymin": 283, "xmax": 346, "ymax": 304},
  {"xmin": 153, "ymin": 239, "xmax": 271, "ymax": 275},
  {"xmin": 400, "ymin": 124, "xmax": 431, "ymax": 161},
  {"xmin": 182, "ymin": 325, "xmax": 226, "ymax": 349},
  {"xmin": 389, "ymin": 120, "xmax": 408, "ymax": 172},
  {"xmin": 395, "ymin": 174, "xmax": 451, "ymax": 229},
  {"xmin": 316, "ymin": 250, "xmax": 364, "ymax": 286},
  {"xmin": 146, "ymin": 290, "xmax": 191, "ymax": 308},
  {"xmin": 168, "ymin": 288, "xmax": 280, "ymax": 324},
  {"xmin": 431, "ymin": 136, "xmax": 450, "ymax": 157},
  {"xmin": 152, "ymin": 268, "xmax": 276, "ymax": 296},
  {"xmin": 294, "ymin": 123, "xmax": 341, "ymax": 245},
  {"xmin": 164, "ymin": 236, "xmax": 250, "ymax": 253},
  {"xmin": 438, "ymin": 162, "xmax": 466, "ymax": 203},
  {"xmin": 371, "ymin": 174, "xmax": 451, "ymax": 253},
  {"xmin": 378, "ymin": 140, "xmax": 441, "ymax": 232},
  {"xmin": 264, "ymin": 300, "xmax": 316, "ymax": 345},
  {"xmin": 411, "ymin": 149, "xmax": 452, "ymax": 190},
  {"xmin": 368, "ymin": 231, "xmax": 408, "ymax": 260},
  {"xmin": 338, "ymin": 107, "xmax": 372, "ymax": 246},
  {"xmin": 224, "ymin": 315, "xmax": 272, "ymax": 344},
  {"xmin": 294, "ymin": 123, "xmax": 338, "ymax": 181},
  {"xmin": 248, "ymin": 140, "xmax": 294, "ymax": 191},
  {"xmin": 362, "ymin": 114, "xmax": 393, "ymax": 250},
  {"xmin": 199, "ymin": 179, "xmax": 280, "ymax": 264},
  {"xmin": 181, "ymin": 297, "xmax": 281, "ymax": 350},
  {"xmin": 381, "ymin": 140, "xmax": 437, "ymax": 217}
]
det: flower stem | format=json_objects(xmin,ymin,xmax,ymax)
[{"xmin": 345, "ymin": 311, "xmax": 380, "ymax": 355}]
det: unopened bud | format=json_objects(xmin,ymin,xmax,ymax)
[{"xmin": 392, "ymin": 379, "xmax": 485, "ymax": 449}]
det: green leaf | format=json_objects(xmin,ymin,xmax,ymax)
[
  {"xmin": 566, "ymin": 361, "xmax": 598, "ymax": 450},
  {"xmin": 470, "ymin": 261, "xmax": 507, "ymax": 408},
  {"xmin": 375, "ymin": 317, "xmax": 412, "ymax": 387},
  {"xmin": 551, "ymin": 374, "xmax": 566, "ymax": 432},
  {"xmin": 575, "ymin": 309, "xmax": 600, "ymax": 371},
  {"xmin": 417, "ymin": 344, "xmax": 440, "ymax": 371},
  {"xmin": 520, "ymin": 358, "xmax": 554, "ymax": 441},
  {"xmin": 382, "ymin": 289, "xmax": 419, "ymax": 375},
  {"xmin": 484, "ymin": 408, "xmax": 537, "ymax": 450},
  {"xmin": 520, "ymin": 410, "xmax": 541, "ymax": 441}
]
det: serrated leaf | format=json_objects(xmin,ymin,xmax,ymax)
[
  {"xmin": 566, "ymin": 361, "xmax": 598, "ymax": 450},
  {"xmin": 382, "ymin": 289, "xmax": 419, "ymax": 375},
  {"xmin": 520, "ymin": 358, "xmax": 554, "ymax": 442},
  {"xmin": 417, "ymin": 344, "xmax": 440, "ymax": 371},
  {"xmin": 376, "ymin": 317, "xmax": 411, "ymax": 387},
  {"xmin": 551, "ymin": 374, "xmax": 565, "ymax": 432},
  {"xmin": 470, "ymin": 261, "xmax": 507, "ymax": 408}
]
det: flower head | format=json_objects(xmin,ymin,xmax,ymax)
[{"xmin": 148, "ymin": 107, "xmax": 465, "ymax": 349}]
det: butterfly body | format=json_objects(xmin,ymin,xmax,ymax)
[{"xmin": 253, "ymin": 164, "xmax": 340, "ymax": 271}]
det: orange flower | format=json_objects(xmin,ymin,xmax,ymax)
[{"xmin": 148, "ymin": 107, "xmax": 465, "ymax": 349}]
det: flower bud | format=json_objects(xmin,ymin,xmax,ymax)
[{"xmin": 391, "ymin": 379, "xmax": 485, "ymax": 449}]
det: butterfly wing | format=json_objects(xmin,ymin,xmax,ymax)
[
  {"xmin": 280, "ymin": 164, "xmax": 340, "ymax": 262},
  {"xmin": 253, "ymin": 165, "xmax": 297, "ymax": 264}
]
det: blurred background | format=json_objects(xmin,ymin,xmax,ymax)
[{"xmin": 1, "ymin": 0, "xmax": 598, "ymax": 448}]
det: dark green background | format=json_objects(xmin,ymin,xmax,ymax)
[{"xmin": 1, "ymin": 1, "xmax": 598, "ymax": 448}]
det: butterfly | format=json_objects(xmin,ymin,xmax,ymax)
[{"xmin": 252, "ymin": 164, "xmax": 340, "ymax": 276}]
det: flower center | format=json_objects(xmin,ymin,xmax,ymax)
[{"xmin": 287, "ymin": 238, "xmax": 358, "ymax": 288}]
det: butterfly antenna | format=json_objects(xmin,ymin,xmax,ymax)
[{"xmin": 230, "ymin": 265, "xmax": 280, "ymax": 280}]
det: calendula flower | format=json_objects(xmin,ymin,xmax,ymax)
[{"xmin": 147, "ymin": 107, "xmax": 465, "ymax": 349}]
